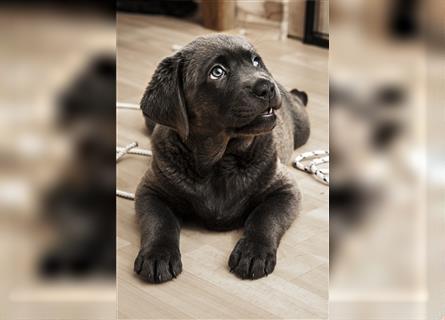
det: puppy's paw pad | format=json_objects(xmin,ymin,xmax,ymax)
[
  {"xmin": 134, "ymin": 247, "xmax": 182, "ymax": 284},
  {"xmin": 228, "ymin": 238, "xmax": 276, "ymax": 280}
]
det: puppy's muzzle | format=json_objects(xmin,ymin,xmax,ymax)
[
  {"xmin": 252, "ymin": 78, "xmax": 276, "ymax": 100},
  {"xmin": 250, "ymin": 77, "xmax": 282, "ymax": 112}
]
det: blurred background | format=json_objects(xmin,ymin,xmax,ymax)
[
  {"xmin": 118, "ymin": 0, "xmax": 328, "ymax": 46},
  {"xmin": 0, "ymin": 2, "xmax": 116, "ymax": 319},
  {"xmin": 330, "ymin": 0, "xmax": 444, "ymax": 319}
]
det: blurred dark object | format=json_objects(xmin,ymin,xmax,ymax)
[
  {"xmin": 375, "ymin": 85, "xmax": 405, "ymax": 106},
  {"xmin": 330, "ymin": 183, "xmax": 376, "ymax": 226},
  {"xmin": 372, "ymin": 121, "xmax": 402, "ymax": 149},
  {"xmin": 39, "ymin": 55, "xmax": 116, "ymax": 278},
  {"xmin": 117, "ymin": 0, "xmax": 197, "ymax": 18},
  {"xmin": 58, "ymin": 55, "xmax": 116, "ymax": 126},
  {"xmin": 329, "ymin": 178, "xmax": 379, "ymax": 261},
  {"xmin": 389, "ymin": 0, "xmax": 419, "ymax": 39}
]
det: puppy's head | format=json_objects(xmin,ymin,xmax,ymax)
[{"xmin": 141, "ymin": 35, "xmax": 283, "ymax": 141}]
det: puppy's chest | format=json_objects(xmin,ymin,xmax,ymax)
[{"xmin": 185, "ymin": 157, "xmax": 273, "ymax": 223}]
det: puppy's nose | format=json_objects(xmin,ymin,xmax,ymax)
[{"xmin": 252, "ymin": 78, "xmax": 275, "ymax": 100}]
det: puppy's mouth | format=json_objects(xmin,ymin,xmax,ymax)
[
  {"xmin": 260, "ymin": 107, "xmax": 275, "ymax": 117},
  {"xmin": 234, "ymin": 106, "xmax": 279, "ymax": 136}
]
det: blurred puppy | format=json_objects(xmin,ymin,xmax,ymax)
[{"xmin": 40, "ymin": 55, "xmax": 116, "ymax": 277}]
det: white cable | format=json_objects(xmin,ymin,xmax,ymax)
[
  {"xmin": 116, "ymin": 146, "xmax": 152, "ymax": 157},
  {"xmin": 116, "ymin": 102, "xmax": 140, "ymax": 110},
  {"xmin": 116, "ymin": 103, "xmax": 151, "ymax": 200},
  {"xmin": 116, "ymin": 189, "xmax": 135, "ymax": 200},
  {"xmin": 116, "ymin": 141, "xmax": 138, "ymax": 161},
  {"xmin": 116, "ymin": 141, "xmax": 152, "ymax": 200}
]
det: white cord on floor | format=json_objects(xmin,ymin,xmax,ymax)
[
  {"xmin": 293, "ymin": 150, "xmax": 329, "ymax": 185},
  {"xmin": 116, "ymin": 141, "xmax": 138, "ymax": 161},
  {"xmin": 116, "ymin": 141, "xmax": 153, "ymax": 200},
  {"xmin": 116, "ymin": 189, "xmax": 136, "ymax": 200},
  {"xmin": 116, "ymin": 102, "xmax": 152, "ymax": 200},
  {"xmin": 116, "ymin": 146, "xmax": 152, "ymax": 157},
  {"xmin": 116, "ymin": 102, "xmax": 140, "ymax": 110}
]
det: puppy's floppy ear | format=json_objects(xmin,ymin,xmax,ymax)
[
  {"xmin": 140, "ymin": 52, "xmax": 189, "ymax": 141},
  {"xmin": 290, "ymin": 88, "xmax": 308, "ymax": 106}
]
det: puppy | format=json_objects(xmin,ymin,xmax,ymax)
[{"xmin": 134, "ymin": 35, "xmax": 310, "ymax": 283}]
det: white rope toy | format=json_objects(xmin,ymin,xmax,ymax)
[
  {"xmin": 116, "ymin": 102, "xmax": 140, "ymax": 110},
  {"xmin": 293, "ymin": 150, "xmax": 329, "ymax": 185},
  {"xmin": 116, "ymin": 102, "xmax": 152, "ymax": 200},
  {"xmin": 116, "ymin": 141, "xmax": 152, "ymax": 200},
  {"xmin": 116, "ymin": 146, "xmax": 152, "ymax": 157}
]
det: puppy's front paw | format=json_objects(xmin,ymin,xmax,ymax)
[
  {"xmin": 134, "ymin": 246, "xmax": 182, "ymax": 284},
  {"xmin": 228, "ymin": 238, "xmax": 276, "ymax": 280}
]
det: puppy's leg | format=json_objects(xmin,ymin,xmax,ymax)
[
  {"xmin": 229, "ymin": 183, "xmax": 299, "ymax": 280},
  {"xmin": 134, "ymin": 193, "xmax": 182, "ymax": 283}
]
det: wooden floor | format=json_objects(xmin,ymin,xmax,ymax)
[{"xmin": 117, "ymin": 13, "xmax": 329, "ymax": 320}]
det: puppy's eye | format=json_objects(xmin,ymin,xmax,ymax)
[
  {"xmin": 252, "ymin": 56, "xmax": 260, "ymax": 67},
  {"xmin": 209, "ymin": 66, "xmax": 226, "ymax": 79}
]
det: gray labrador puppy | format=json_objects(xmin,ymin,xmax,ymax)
[{"xmin": 134, "ymin": 35, "xmax": 310, "ymax": 283}]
